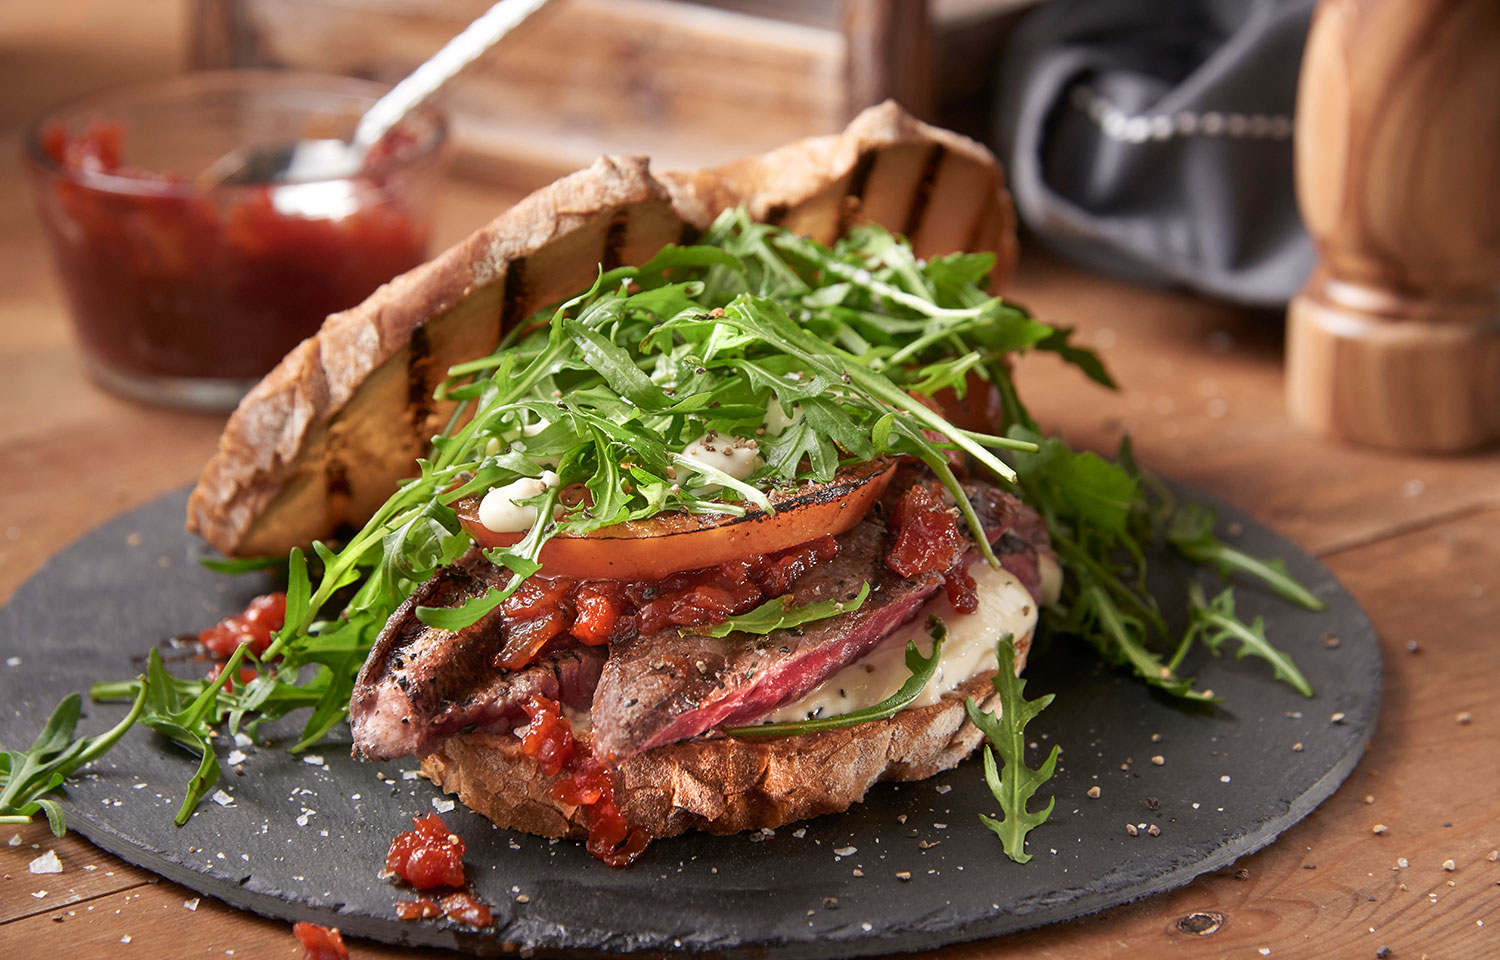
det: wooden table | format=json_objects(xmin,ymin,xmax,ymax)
[{"xmin": 2, "ymin": 3, "xmax": 1497, "ymax": 958}]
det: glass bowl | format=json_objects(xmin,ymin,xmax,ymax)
[{"xmin": 25, "ymin": 70, "xmax": 448, "ymax": 411}]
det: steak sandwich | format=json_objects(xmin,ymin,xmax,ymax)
[
  {"xmin": 349, "ymin": 464, "xmax": 1056, "ymax": 862},
  {"xmin": 186, "ymin": 103, "xmax": 1060, "ymax": 866}
]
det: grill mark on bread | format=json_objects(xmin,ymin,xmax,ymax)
[
  {"xmin": 904, "ymin": 144, "xmax": 946, "ymax": 238},
  {"xmin": 601, "ymin": 209, "xmax": 628, "ymax": 271},
  {"xmin": 324, "ymin": 433, "xmax": 352, "ymax": 520},
  {"xmin": 499, "ymin": 257, "xmax": 530, "ymax": 333},
  {"xmin": 837, "ymin": 149, "xmax": 879, "ymax": 236},
  {"xmin": 965, "ymin": 185, "xmax": 996, "ymax": 254},
  {"xmin": 405, "ymin": 322, "xmax": 434, "ymax": 441}
]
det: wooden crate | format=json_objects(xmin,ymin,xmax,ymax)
[{"xmin": 188, "ymin": 0, "xmax": 954, "ymax": 188}]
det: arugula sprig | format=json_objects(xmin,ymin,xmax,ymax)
[
  {"xmin": 1167, "ymin": 503, "xmax": 1324, "ymax": 611},
  {"xmin": 1, "ymin": 684, "xmax": 147, "ymax": 836},
  {"xmin": 1180, "ymin": 584, "xmax": 1314, "ymax": 697},
  {"xmin": 695, "ymin": 582, "xmax": 871, "ymax": 638},
  {"xmin": 725, "ymin": 616, "xmax": 948, "ymax": 737},
  {"xmin": 1004, "ymin": 425, "xmax": 1320, "ymax": 702},
  {"xmin": 965, "ymin": 637, "xmax": 1059, "ymax": 864}
]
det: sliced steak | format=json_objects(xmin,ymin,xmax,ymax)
[
  {"xmin": 591, "ymin": 481, "xmax": 1047, "ymax": 762},
  {"xmin": 350, "ymin": 550, "xmax": 603, "ymax": 760}
]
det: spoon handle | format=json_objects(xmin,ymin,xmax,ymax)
[{"xmin": 352, "ymin": 0, "xmax": 552, "ymax": 151}]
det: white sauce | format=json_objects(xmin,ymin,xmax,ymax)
[
  {"xmin": 760, "ymin": 562, "xmax": 1040, "ymax": 723},
  {"xmin": 763, "ymin": 398, "xmax": 802, "ymax": 435},
  {"xmin": 682, "ymin": 433, "xmax": 763, "ymax": 481},
  {"xmin": 1038, "ymin": 552, "xmax": 1063, "ymax": 606},
  {"xmin": 477, "ymin": 470, "xmax": 559, "ymax": 533}
]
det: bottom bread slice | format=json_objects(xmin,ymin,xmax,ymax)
[{"xmin": 419, "ymin": 671, "xmax": 999, "ymax": 840}]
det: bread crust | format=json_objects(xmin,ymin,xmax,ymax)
[
  {"xmin": 420, "ymin": 671, "xmax": 1004, "ymax": 841},
  {"xmin": 187, "ymin": 102, "xmax": 1016, "ymax": 557}
]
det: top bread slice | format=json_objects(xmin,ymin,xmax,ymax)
[{"xmin": 186, "ymin": 102, "xmax": 1018, "ymax": 557}]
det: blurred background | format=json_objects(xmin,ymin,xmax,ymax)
[{"xmin": 2, "ymin": 0, "xmax": 1496, "ymax": 447}]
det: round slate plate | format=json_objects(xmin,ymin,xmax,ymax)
[{"xmin": 0, "ymin": 486, "xmax": 1379, "ymax": 957}]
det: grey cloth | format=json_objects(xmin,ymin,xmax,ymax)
[{"xmin": 996, "ymin": 0, "xmax": 1316, "ymax": 307}]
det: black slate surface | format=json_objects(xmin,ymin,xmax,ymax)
[{"xmin": 0, "ymin": 485, "xmax": 1380, "ymax": 957}]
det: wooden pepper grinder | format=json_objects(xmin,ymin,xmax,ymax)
[{"xmin": 1286, "ymin": 0, "xmax": 1500, "ymax": 451}]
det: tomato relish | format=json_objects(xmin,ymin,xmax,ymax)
[
  {"xmin": 439, "ymin": 890, "xmax": 494, "ymax": 927},
  {"xmin": 198, "ymin": 592, "xmax": 287, "ymax": 658},
  {"xmin": 885, "ymin": 484, "xmax": 979, "ymax": 613},
  {"xmin": 495, "ymin": 536, "xmax": 840, "ymax": 672},
  {"xmin": 385, "ymin": 812, "xmax": 466, "ymax": 889},
  {"xmin": 35, "ymin": 121, "xmax": 428, "ymax": 382},
  {"xmin": 383, "ymin": 813, "xmax": 495, "ymax": 926},
  {"xmin": 518, "ymin": 694, "xmax": 650, "ymax": 867},
  {"xmin": 292, "ymin": 921, "xmax": 349, "ymax": 960}
]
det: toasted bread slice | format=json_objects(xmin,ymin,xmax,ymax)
[
  {"xmin": 186, "ymin": 102, "xmax": 1017, "ymax": 557},
  {"xmin": 419, "ymin": 671, "xmax": 1002, "ymax": 841}
]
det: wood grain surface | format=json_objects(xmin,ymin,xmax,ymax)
[{"xmin": 2, "ymin": 3, "xmax": 1497, "ymax": 958}]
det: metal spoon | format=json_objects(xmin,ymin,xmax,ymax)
[{"xmin": 200, "ymin": 0, "xmax": 551, "ymax": 187}]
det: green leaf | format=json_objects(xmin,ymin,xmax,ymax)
[
  {"xmin": 694, "ymin": 583, "xmax": 871, "ymax": 638},
  {"xmin": 197, "ymin": 554, "xmax": 286, "ymax": 576},
  {"xmin": 415, "ymin": 585, "xmax": 509, "ymax": 631},
  {"xmin": 964, "ymin": 637, "xmax": 1059, "ymax": 864},
  {"xmin": 725, "ymin": 614, "xmax": 945, "ymax": 736},
  {"xmin": 0, "ymin": 684, "xmax": 148, "ymax": 836},
  {"xmin": 1008, "ymin": 427, "xmax": 1139, "ymax": 536},
  {"xmin": 1186, "ymin": 584, "xmax": 1314, "ymax": 697},
  {"xmin": 1034, "ymin": 326, "xmax": 1118, "ymax": 389},
  {"xmin": 565, "ymin": 317, "xmax": 669, "ymax": 410},
  {"xmin": 1167, "ymin": 503, "xmax": 1325, "ymax": 611}
]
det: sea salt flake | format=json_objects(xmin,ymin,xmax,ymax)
[
  {"xmin": 302, "ymin": 754, "xmax": 325, "ymax": 766},
  {"xmin": 432, "ymin": 798, "xmax": 456, "ymax": 814},
  {"xmin": 834, "ymin": 846, "xmax": 857, "ymax": 857},
  {"xmin": 31, "ymin": 890, "xmax": 47, "ymax": 899},
  {"xmin": 8, "ymin": 833, "xmax": 21, "ymax": 846},
  {"xmin": 233, "ymin": 732, "xmax": 253, "ymax": 749},
  {"xmin": 29, "ymin": 850, "xmax": 63, "ymax": 874},
  {"xmin": 401, "ymin": 770, "xmax": 421, "ymax": 780},
  {"xmin": 1220, "ymin": 775, "xmax": 1231, "ymax": 783},
  {"xmin": 226, "ymin": 750, "xmax": 248, "ymax": 766},
  {"xmin": 121, "ymin": 935, "xmax": 132, "ymax": 944},
  {"xmin": 935, "ymin": 785, "xmax": 952, "ymax": 795},
  {"xmin": 212, "ymin": 790, "xmax": 235, "ymax": 806},
  {"xmin": 184, "ymin": 898, "xmax": 200, "ymax": 911},
  {"xmin": 5, "ymin": 656, "xmax": 20, "ymax": 667}
]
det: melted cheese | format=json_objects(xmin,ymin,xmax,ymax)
[{"xmin": 760, "ymin": 561, "xmax": 1043, "ymax": 724}]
